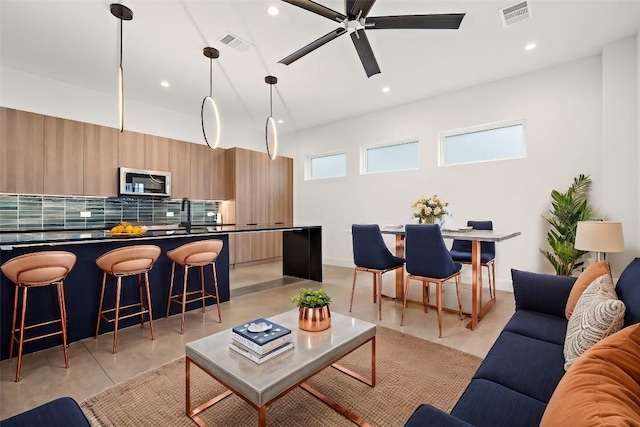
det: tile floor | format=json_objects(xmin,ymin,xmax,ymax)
[{"xmin": 0, "ymin": 262, "xmax": 515, "ymax": 420}]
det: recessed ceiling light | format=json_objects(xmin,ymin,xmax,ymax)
[
  {"xmin": 525, "ymin": 43, "xmax": 536, "ymax": 51},
  {"xmin": 277, "ymin": 119, "xmax": 283, "ymax": 124},
  {"xmin": 268, "ymin": 6, "xmax": 279, "ymax": 16},
  {"xmin": 160, "ymin": 81, "xmax": 170, "ymax": 87},
  {"xmin": 382, "ymin": 86, "xmax": 390, "ymax": 93}
]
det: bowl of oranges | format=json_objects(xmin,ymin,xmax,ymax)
[{"xmin": 109, "ymin": 222, "xmax": 147, "ymax": 237}]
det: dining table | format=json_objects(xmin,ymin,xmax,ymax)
[{"xmin": 380, "ymin": 225, "xmax": 521, "ymax": 330}]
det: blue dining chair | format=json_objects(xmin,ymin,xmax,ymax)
[
  {"xmin": 402, "ymin": 224, "xmax": 463, "ymax": 338},
  {"xmin": 351, "ymin": 224, "xmax": 405, "ymax": 320},
  {"xmin": 450, "ymin": 220, "xmax": 496, "ymax": 299}
]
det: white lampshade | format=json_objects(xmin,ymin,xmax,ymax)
[{"xmin": 575, "ymin": 221, "xmax": 625, "ymax": 253}]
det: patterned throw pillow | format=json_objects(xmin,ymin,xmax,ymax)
[{"xmin": 564, "ymin": 274, "xmax": 626, "ymax": 371}]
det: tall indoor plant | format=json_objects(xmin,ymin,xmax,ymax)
[{"xmin": 541, "ymin": 174, "xmax": 594, "ymax": 276}]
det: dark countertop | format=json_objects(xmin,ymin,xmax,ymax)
[{"xmin": 0, "ymin": 224, "xmax": 320, "ymax": 248}]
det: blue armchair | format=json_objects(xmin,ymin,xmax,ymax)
[{"xmin": 351, "ymin": 224, "xmax": 405, "ymax": 320}]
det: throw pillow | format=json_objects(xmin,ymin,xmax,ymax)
[
  {"xmin": 541, "ymin": 324, "xmax": 640, "ymax": 427},
  {"xmin": 565, "ymin": 261, "xmax": 611, "ymax": 319},
  {"xmin": 563, "ymin": 274, "xmax": 625, "ymax": 370}
]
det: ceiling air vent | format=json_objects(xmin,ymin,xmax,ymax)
[
  {"xmin": 218, "ymin": 32, "xmax": 253, "ymax": 52},
  {"xmin": 499, "ymin": 1, "xmax": 531, "ymax": 27}
]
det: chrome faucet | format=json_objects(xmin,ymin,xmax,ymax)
[{"xmin": 180, "ymin": 197, "xmax": 191, "ymax": 233}]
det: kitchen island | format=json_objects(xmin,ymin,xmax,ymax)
[{"xmin": 0, "ymin": 224, "xmax": 322, "ymax": 360}]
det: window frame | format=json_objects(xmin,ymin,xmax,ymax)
[
  {"xmin": 438, "ymin": 119, "xmax": 527, "ymax": 167},
  {"xmin": 305, "ymin": 150, "xmax": 348, "ymax": 181},
  {"xmin": 360, "ymin": 138, "xmax": 420, "ymax": 175}
]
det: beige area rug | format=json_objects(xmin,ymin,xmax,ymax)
[{"xmin": 81, "ymin": 327, "xmax": 481, "ymax": 427}]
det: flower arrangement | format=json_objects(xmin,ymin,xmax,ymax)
[{"xmin": 412, "ymin": 194, "xmax": 449, "ymax": 224}]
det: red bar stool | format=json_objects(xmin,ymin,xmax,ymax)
[
  {"xmin": 95, "ymin": 245, "xmax": 161, "ymax": 353},
  {"xmin": 1, "ymin": 251, "xmax": 76, "ymax": 382},
  {"xmin": 165, "ymin": 239, "xmax": 223, "ymax": 333}
]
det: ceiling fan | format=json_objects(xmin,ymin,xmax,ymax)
[{"xmin": 278, "ymin": 0, "xmax": 466, "ymax": 78}]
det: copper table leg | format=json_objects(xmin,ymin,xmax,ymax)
[{"xmin": 186, "ymin": 357, "xmax": 233, "ymax": 426}]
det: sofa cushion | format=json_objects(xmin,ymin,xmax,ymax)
[
  {"xmin": 615, "ymin": 257, "xmax": 640, "ymax": 327},
  {"xmin": 473, "ymin": 331, "xmax": 565, "ymax": 403},
  {"xmin": 1, "ymin": 397, "xmax": 91, "ymax": 427},
  {"xmin": 511, "ymin": 269, "xmax": 575, "ymax": 318},
  {"xmin": 564, "ymin": 274, "xmax": 625, "ymax": 370},
  {"xmin": 503, "ymin": 310, "xmax": 567, "ymax": 345},
  {"xmin": 451, "ymin": 379, "xmax": 547, "ymax": 427},
  {"xmin": 541, "ymin": 324, "xmax": 640, "ymax": 427},
  {"xmin": 565, "ymin": 261, "xmax": 611, "ymax": 319}
]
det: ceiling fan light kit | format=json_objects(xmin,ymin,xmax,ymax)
[
  {"xmin": 201, "ymin": 47, "xmax": 221, "ymax": 149},
  {"xmin": 278, "ymin": 0, "xmax": 465, "ymax": 78},
  {"xmin": 110, "ymin": 3, "xmax": 133, "ymax": 133},
  {"xmin": 265, "ymin": 75, "xmax": 278, "ymax": 160}
]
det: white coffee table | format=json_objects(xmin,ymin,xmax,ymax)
[{"xmin": 185, "ymin": 309, "xmax": 376, "ymax": 427}]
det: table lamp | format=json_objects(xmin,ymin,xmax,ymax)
[{"xmin": 574, "ymin": 221, "xmax": 625, "ymax": 261}]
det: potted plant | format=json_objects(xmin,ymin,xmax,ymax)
[
  {"xmin": 291, "ymin": 288, "xmax": 332, "ymax": 331},
  {"xmin": 541, "ymin": 174, "xmax": 594, "ymax": 276}
]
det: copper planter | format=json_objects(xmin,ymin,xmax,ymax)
[{"xmin": 298, "ymin": 305, "xmax": 331, "ymax": 332}]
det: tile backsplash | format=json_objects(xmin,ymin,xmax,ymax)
[{"xmin": 0, "ymin": 194, "xmax": 220, "ymax": 231}]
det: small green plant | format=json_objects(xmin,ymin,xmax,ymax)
[
  {"xmin": 541, "ymin": 174, "xmax": 594, "ymax": 276},
  {"xmin": 291, "ymin": 288, "xmax": 331, "ymax": 308}
]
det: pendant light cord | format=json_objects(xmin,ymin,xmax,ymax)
[
  {"xmin": 269, "ymin": 84, "xmax": 273, "ymax": 117},
  {"xmin": 209, "ymin": 58, "xmax": 212, "ymax": 97},
  {"xmin": 119, "ymin": 19, "xmax": 123, "ymax": 68}
]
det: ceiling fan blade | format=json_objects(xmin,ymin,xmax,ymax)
[
  {"xmin": 346, "ymin": 0, "xmax": 376, "ymax": 18},
  {"xmin": 279, "ymin": 27, "xmax": 347, "ymax": 65},
  {"xmin": 281, "ymin": 0, "xmax": 346, "ymax": 22},
  {"xmin": 350, "ymin": 29, "xmax": 380, "ymax": 78},
  {"xmin": 367, "ymin": 13, "xmax": 465, "ymax": 30}
]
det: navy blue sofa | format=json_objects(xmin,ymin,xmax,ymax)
[{"xmin": 405, "ymin": 258, "xmax": 640, "ymax": 427}]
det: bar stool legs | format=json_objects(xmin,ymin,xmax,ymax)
[
  {"xmin": 95, "ymin": 271, "xmax": 155, "ymax": 354},
  {"xmin": 10, "ymin": 286, "xmax": 68, "ymax": 382},
  {"xmin": 166, "ymin": 262, "xmax": 222, "ymax": 334}
]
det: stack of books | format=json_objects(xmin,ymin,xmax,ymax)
[{"xmin": 229, "ymin": 318, "xmax": 293, "ymax": 364}]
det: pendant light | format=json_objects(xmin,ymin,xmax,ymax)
[
  {"xmin": 264, "ymin": 75, "xmax": 278, "ymax": 160},
  {"xmin": 110, "ymin": 3, "xmax": 133, "ymax": 133},
  {"xmin": 201, "ymin": 47, "xmax": 221, "ymax": 149}
]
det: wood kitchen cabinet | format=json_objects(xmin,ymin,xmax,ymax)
[
  {"xmin": 190, "ymin": 143, "xmax": 211, "ymax": 200},
  {"xmin": 43, "ymin": 116, "xmax": 84, "ymax": 195},
  {"xmin": 0, "ymin": 107, "xmax": 44, "ymax": 194},
  {"xmin": 144, "ymin": 134, "xmax": 170, "ymax": 172},
  {"xmin": 168, "ymin": 138, "xmax": 191, "ymax": 199},
  {"xmin": 118, "ymin": 130, "xmax": 146, "ymax": 169},
  {"xmin": 209, "ymin": 147, "xmax": 227, "ymax": 200},
  {"xmin": 226, "ymin": 148, "xmax": 293, "ymax": 266},
  {"xmin": 83, "ymin": 124, "xmax": 118, "ymax": 197}
]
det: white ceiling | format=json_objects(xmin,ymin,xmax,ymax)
[{"xmin": 1, "ymin": 0, "xmax": 639, "ymax": 135}]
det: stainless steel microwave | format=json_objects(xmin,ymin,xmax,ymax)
[{"xmin": 119, "ymin": 167, "xmax": 171, "ymax": 197}]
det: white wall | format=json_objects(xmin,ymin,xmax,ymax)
[
  {"xmin": 602, "ymin": 37, "xmax": 639, "ymax": 274},
  {"xmin": 0, "ymin": 66, "xmax": 290, "ymax": 155},
  {"xmin": 288, "ymin": 49, "xmax": 638, "ymax": 293}
]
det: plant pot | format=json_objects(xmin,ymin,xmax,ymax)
[{"xmin": 298, "ymin": 305, "xmax": 331, "ymax": 332}]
